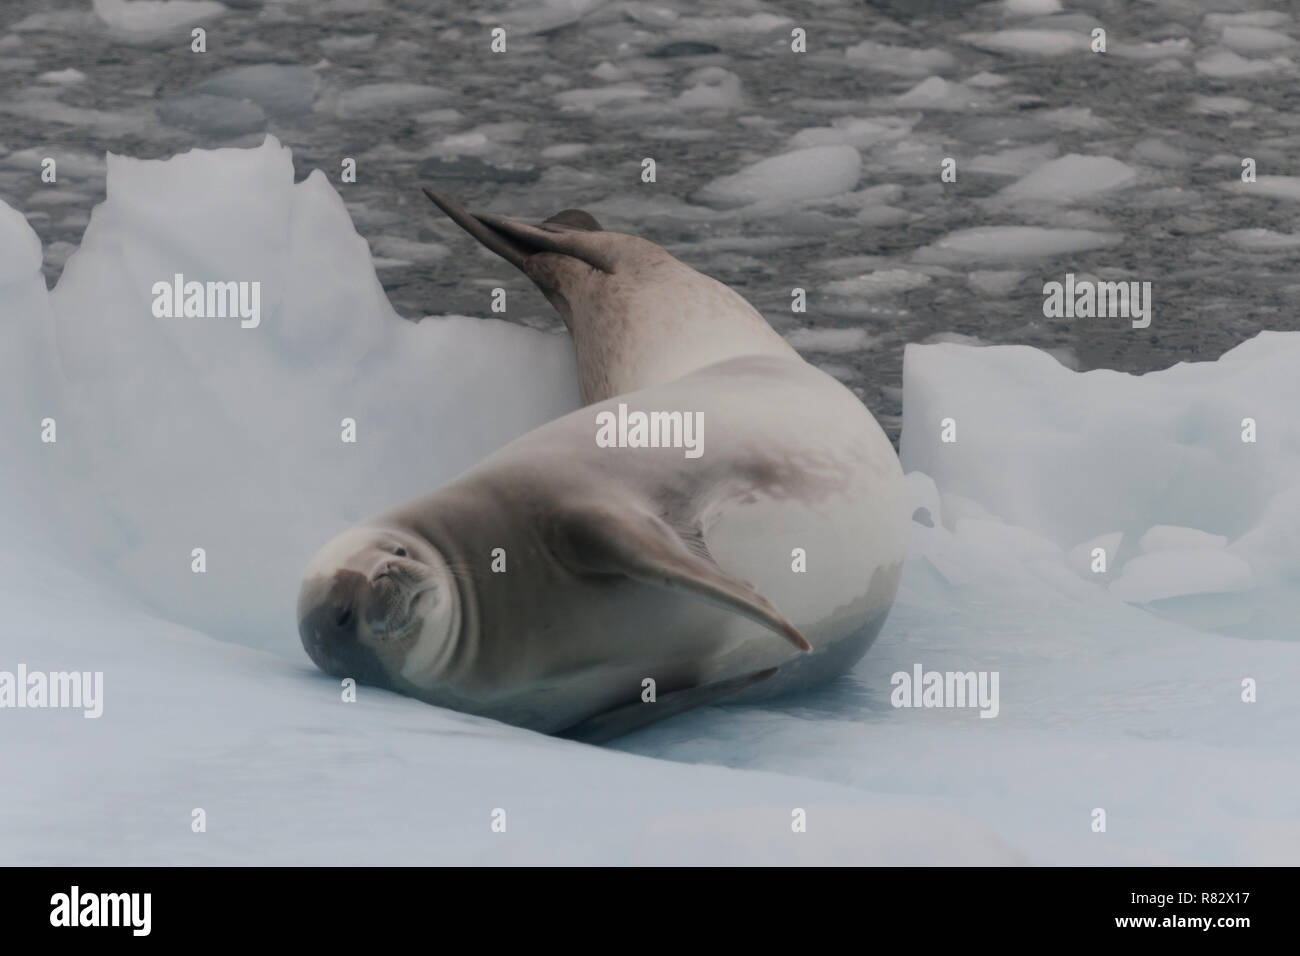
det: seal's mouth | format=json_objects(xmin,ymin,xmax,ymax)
[{"xmin": 367, "ymin": 577, "xmax": 434, "ymax": 642}]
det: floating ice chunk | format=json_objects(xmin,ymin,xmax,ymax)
[
  {"xmin": 1195, "ymin": 50, "xmax": 1293, "ymax": 78},
  {"xmin": 11, "ymin": 10, "xmax": 100, "ymax": 33},
  {"xmin": 1111, "ymin": 38, "xmax": 1194, "ymax": 60},
  {"xmin": 429, "ymin": 122, "xmax": 527, "ymax": 156},
  {"xmin": 913, "ymin": 226, "xmax": 1121, "ymax": 264},
  {"xmin": 1147, "ymin": 58, "xmax": 1186, "ymax": 74},
  {"xmin": 825, "ymin": 270, "xmax": 931, "ymax": 297},
  {"xmin": 554, "ymin": 83, "xmax": 651, "ymax": 110},
  {"xmin": 1037, "ymin": 106, "xmax": 1109, "ymax": 130},
  {"xmin": 541, "ymin": 143, "xmax": 587, "ymax": 160},
  {"xmin": 696, "ymin": 145, "xmax": 861, "ymax": 207},
  {"xmin": 1110, "ymin": 550, "xmax": 1254, "ymax": 604},
  {"xmin": 1002, "ymin": 0, "xmax": 1061, "ymax": 14},
  {"xmin": 845, "ymin": 41, "xmax": 957, "ymax": 76},
  {"xmin": 962, "ymin": 29, "xmax": 1089, "ymax": 56},
  {"xmin": 842, "ymin": 184, "xmax": 904, "ymax": 206},
  {"xmin": 997, "ymin": 154, "xmax": 1138, "ymax": 203},
  {"xmin": 36, "ymin": 68, "xmax": 87, "ymax": 84},
  {"xmin": 822, "ymin": 253, "xmax": 892, "ymax": 275},
  {"xmin": 820, "ymin": 363, "xmax": 859, "ymax": 382},
  {"xmin": 1191, "ymin": 95, "xmax": 1253, "ymax": 115},
  {"xmin": 675, "ymin": 67, "xmax": 742, "ymax": 109},
  {"xmin": 900, "ymin": 331, "xmax": 1300, "ymax": 565},
  {"xmin": 0, "ymin": 97, "xmax": 152, "ymax": 134},
  {"xmin": 892, "ymin": 76, "xmax": 988, "ymax": 110},
  {"xmin": 1131, "ymin": 138, "xmax": 1191, "ymax": 167},
  {"xmin": 1222, "ymin": 26, "xmax": 1296, "ymax": 54},
  {"xmin": 590, "ymin": 61, "xmax": 626, "ymax": 81},
  {"xmin": 1205, "ymin": 12, "xmax": 1291, "ymax": 30},
  {"xmin": 966, "ymin": 270, "xmax": 1026, "ymax": 295},
  {"xmin": 92, "ymin": 0, "xmax": 226, "ymax": 34},
  {"xmin": 788, "ymin": 116, "xmax": 914, "ymax": 150},
  {"xmin": 783, "ymin": 327, "xmax": 876, "ymax": 353},
  {"xmin": 415, "ymin": 108, "xmax": 464, "ymax": 127},
  {"xmin": 158, "ymin": 92, "xmax": 267, "ymax": 135},
  {"xmin": 368, "ymin": 236, "xmax": 449, "ymax": 265},
  {"xmin": 1224, "ymin": 229, "xmax": 1300, "ymax": 251},
  {"xmin": 332, "ymin": 82, "xmax": 450, "ymax": 118},
  {"xmin": 8, "ymin": 135, "xmax": 580, "ymax": 644},
  {"xmin": 967, "ymin": 143, "xmax": 1059, "ymax": 177},
  {"xmin": 434, "ymin": 132, "xmax": 490, "ymax": 155},
  {"xmin": 189, "ymin": 64, "xmax": 320, "ymax": 120},
  {"xmin": 1225, "ymin": 176, "xmax": 1300, "ymax": 201},
  {"xmin": 493, "ymin": 0, "xmax": 605, "ymax": 34},
  {"xmin": 621, "ymin": 1, "xmax": 677, "ymax": 27},
  {"xmin": 870, "ymin": 137, "xmax": 953, "ymax": 174},
  {"xmin": 44, "ymin": 240, "xmax": 79, "ymax": 272},
  {"xmin": 673, "ymin": 13, "xmax": 791, "ymax": 35},
  {"xmin": 1140, "ymin": 526, "xmax": 1228, "ymax": 553},
  {"xmin": 319, "ymin": 33, "xmax": 376, "ymax": 53}
]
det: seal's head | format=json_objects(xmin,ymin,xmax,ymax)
[{"xmin": 296, "ymin": 525, "xmax": 459, "ymax": 690}]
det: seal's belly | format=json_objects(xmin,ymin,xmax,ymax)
[
  {"xmin": 700, "ymin": 475, "xmax": 908, "ymax": 694},
  {"xmin": 471, "ymin": 467, "xmax": 909, "ymax": 732}
]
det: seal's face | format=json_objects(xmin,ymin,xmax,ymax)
[{"xmin": 296, "ymin": 526, "xmax": 457, "ymax": 691}]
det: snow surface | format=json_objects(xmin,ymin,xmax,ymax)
[{"xmin": 2, "ymin": 138, "xmax": 1297, "ymax": 865}]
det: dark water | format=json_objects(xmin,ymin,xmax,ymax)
[{"xmin": 2, "ymin": 0, "xmax": 1298, "ymax": 442}]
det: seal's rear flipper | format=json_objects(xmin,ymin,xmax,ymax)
[
  {"xmin": 421, "ymin": 188, "xmax": 616, "ymax": 274},
  {"xmin": 549, "ymin": 504, "xmax": 812, "ymax": 652},
  {"xmin": 558, "ymin": 667, "xmax": 779, "ymax": 744}
]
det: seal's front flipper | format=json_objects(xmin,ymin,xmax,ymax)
[
  {"xmin": 558, "ymin": 667, "xmax": 779, "ymax": 744},
  {"xmin": 549, "ymin": 504, "xmax": 811, "ymax": 652}
]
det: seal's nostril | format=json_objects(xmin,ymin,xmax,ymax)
[{"xmin": 394, "ymin": 547, "xmax": 407, "ymax": 558}]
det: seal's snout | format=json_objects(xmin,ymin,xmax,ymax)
[
  {"xmin": 297, "ymin": 569, "xmax": 391, "ymax": 688},
  {"xmin": 328, "ymin": 569, "xmax": 367, "ymax": 627}
]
